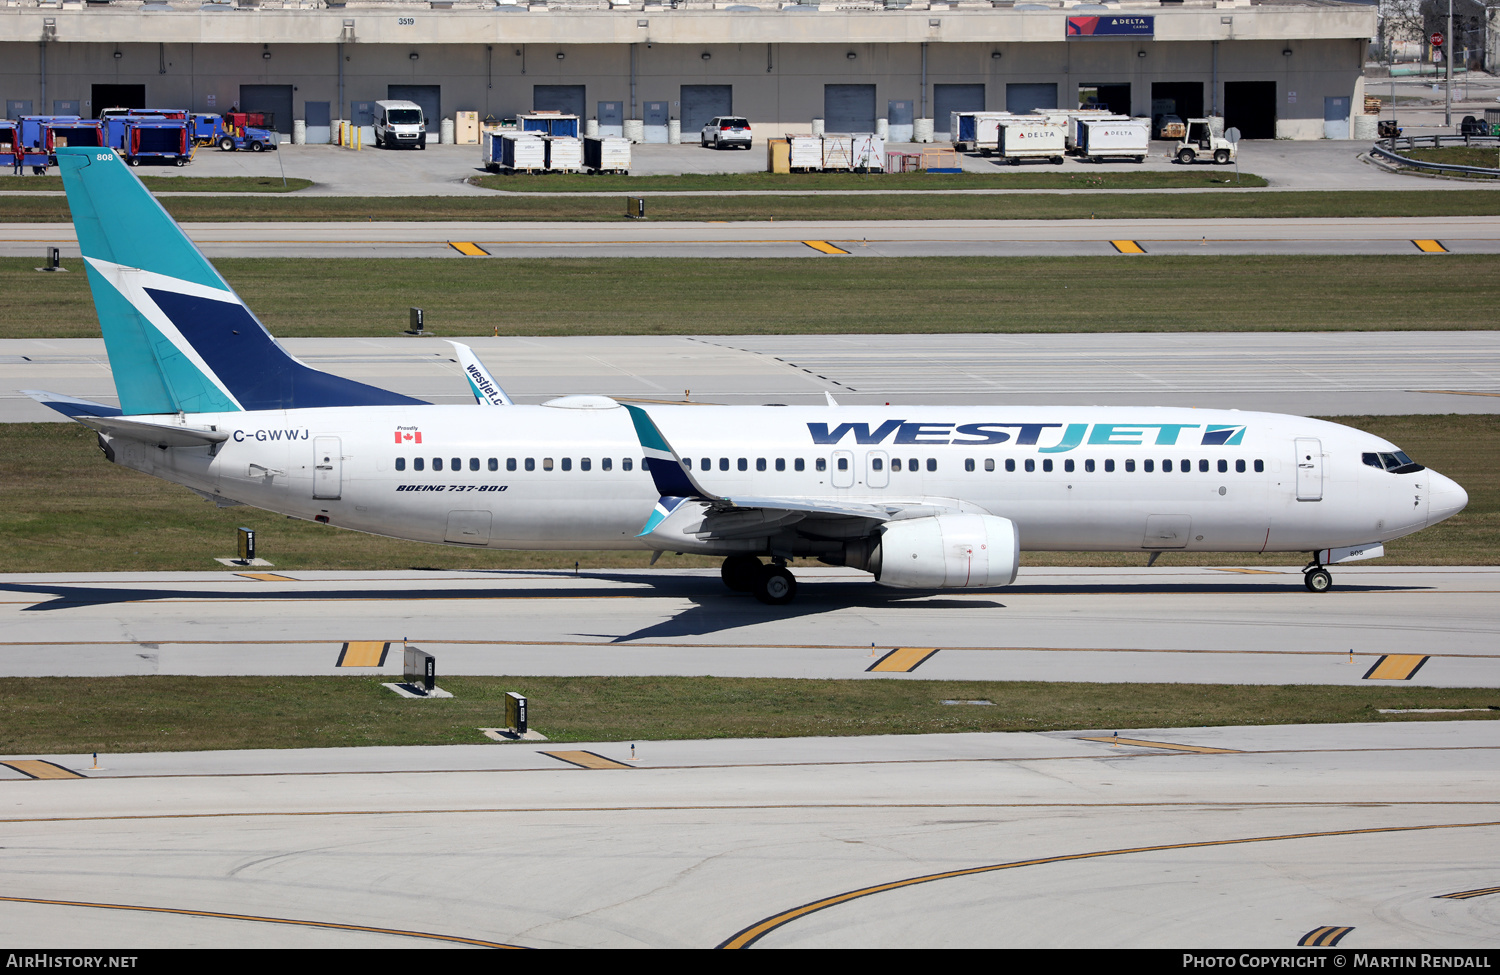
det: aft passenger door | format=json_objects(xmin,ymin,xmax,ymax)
[
  {"xmin": 313, "ymin": 436, "xmax": 342, "ymax": 499},
  {"xmin": 1294, "ymin": 438, "xmax": 1322, "ymax": 501}
]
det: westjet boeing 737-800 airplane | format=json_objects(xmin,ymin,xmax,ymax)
[{"xmin": 27, "ymin": 148, "xmax": 1469, "ymax": 605}]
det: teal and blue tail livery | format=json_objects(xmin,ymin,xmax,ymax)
[{"xmin": 55, "ymin": 147, "xmax": 424, "ymax": 416}]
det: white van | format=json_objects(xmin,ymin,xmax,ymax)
[{"xmin": 373, "ymin": 100, "xmax": 427, "ymax": 149}]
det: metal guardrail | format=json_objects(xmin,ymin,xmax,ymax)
[
  {"xmin": 1382, "ymin": 133, "xmax": 1500, "ymax": 151},
  {"xmin": 1370, "ymin": 142, "xmax": 1500, "ymax": 178}
]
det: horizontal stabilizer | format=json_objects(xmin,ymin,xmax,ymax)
[
  {"xmin": 75, "ymin": 414, "xmax": 229, "ymax": 448},
  {"xmin": 21, "ymin": 389, "xmax": 124, "ymax": 419}
]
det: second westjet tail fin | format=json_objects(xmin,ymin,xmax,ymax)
[{"xmin": 55, "ymin": 147, "xmax": 426, "ymax": 416}]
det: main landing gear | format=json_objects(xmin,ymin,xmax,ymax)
[
  {"xmin": 721, "ymin": 555, "xmax": 798, "ymax": 606},
  {"xmin": 1302, "ymin": 557, "xmax": 1332, "ymax": 593}
]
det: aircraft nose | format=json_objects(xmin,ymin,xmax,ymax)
[{"xmin": 1427, "ymin": 471, "xmax": 1469, "ymax": 527}]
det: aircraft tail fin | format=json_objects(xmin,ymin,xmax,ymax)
[{"xmin": 55, "ymin": 147, "xmax": 426, "ymax": 416}]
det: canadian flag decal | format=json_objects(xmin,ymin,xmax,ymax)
[{"xmin": 395, "ymin": 427, "xmax": 422, "ymax": 444}]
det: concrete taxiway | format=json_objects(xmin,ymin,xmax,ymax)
[
  {"xmin": 2, "ymin": 566, "xmax": 1496, "ymax": 686},
  {"xmin": 2, "ymin": 722, "xmax": 1497, "ymax": 948},
  {"xmin": 5, "ymin": 215, "xmax": 1500, "ymax": 259},
  {"xmin": 4, "ymin": 331, "xmax": 1498, "ymax": 421}
]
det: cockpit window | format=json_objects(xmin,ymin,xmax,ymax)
[{"xmin": 1363, "ymin": 450, "xmax": 1425, "ymax": 474}]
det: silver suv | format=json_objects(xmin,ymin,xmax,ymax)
[{"xmin": 701, "ymin": 116, "xmax": 752, "ymax": 149}]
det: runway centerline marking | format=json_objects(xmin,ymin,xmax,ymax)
[
  {"xmin": 1075, "ymin": 736, "xmax": 1241, "ymax": 754},
  {"xmin": 542, "ymin": 750, "xmax": 634, "ymax": 770},
  {"xmin": 866, "ymin": 647, "xmax": 940, "ymax": 673},
  {"xmin": 1, "ymin": 760, "xmax": 85, "ymax": 780},
  {"xmin": 716, "ymin": 819, "xmax": 1500, "ymax": 949},
  {"xmin": 0, "ymin": 895, "xmax": 523, "ymax": 948},
  {"xmin": 1363, "ymin": 654, "xmax": 1430, "ymax": 680},
  {"xmin": 336, "ymin": 641, "xmax": 390, "ymax": 668},
  {"xmin": 1436, "ymin": 886, "xmax": 1500, "ymax": 900}
]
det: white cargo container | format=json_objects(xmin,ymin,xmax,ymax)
[
  {"xmin": 821, "ymin": 135, "xmax": 854, "ymax": 170},
  {"xmin": 497, "ymin": 133, "xmax": 545, "ymax": 172},
  {"xmin": 583, "ymin": 136, "xmax": 631, "ymax": 174},
  {"xmin": 788, "ymin": 135, "xmax": 822, "ymax": 171},
  {"xmin": 952, "ymin": 111, "xmax": 1015, "ymax": 153},
  {"xmin": 850, "ymin": 133, "xmax": 885, "ymax": 171},
  {"xmin": 1076, "ymin": 117, "xmax": 1150, "ymax": 163},
  {"xmin": 1033, "ymin": 108, "xmax": 1119, "ymax": 152},
  {"xmin": 996, "ymin": 118, "xmax": 1066, "ymax": 164},
  {"xmin": 543, "ymin": 135, "xmax": 583, "ymax": 173}
]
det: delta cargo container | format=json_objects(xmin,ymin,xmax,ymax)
[
  {"xmin": 1075, "ymin": 117, "xmax": 1150, "ymax": 163},
  {"xmin": 583, "ymin": 136, "xmax": 631, "ymax": 174},
  {"xmin": 995, "ymin": 118, "xmax": 1066, "ymax": 165}
]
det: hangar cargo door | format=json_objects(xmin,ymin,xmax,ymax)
[
  {"xmin": 1151, "ymin": 82, "xmax": 1203, "ymax": 121},
  {"xmin": 1079, "ymin": 83, "xmax": 1131, "ymax": 115},
  {"xmin": 1006, "ymin": 83, "xmax": 1057, "ymax": 116},
  {"xmin": 681, "ymin": 85, "xmax": 732, "ymax": 135},
  {"xmin": 824, "ymin": 84, "xmax": 876, "ymax": 133},
  {"xmin": 1224, "ymin": 82, "xmax": 1276, "ymax": 139},
  {"xmin": 533, "ymin": 84, "xmax": 585, "ymax": 119},
  {"xmin": 92, "ymin": 84, "xmax": 144, "ymax": 116},
  {"xmin": 389, "ymin": 85, "xmax": 441, "ymax": 129},
  {"xmin": 241, "ymin": 84, "xmax": 294, "ymax": 134},
  {"xmin": 598, "ymin": 100, "xmax": 623, "ymax": 138},
  {"xmin": 643, "ymin": 101, "xmax": 669, "ymax": 143},
  {"xmin": 1324, "ymin": 96, "xmax": 1350, "ymax": 140},
  {"xmin": 934, "ymin": 84, "xmax": 985, "ymax": 138}
]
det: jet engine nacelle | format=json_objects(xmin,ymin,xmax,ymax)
[{"xmin": 874, "ymin": 514, "xmax": 1020, "ymax": 589}]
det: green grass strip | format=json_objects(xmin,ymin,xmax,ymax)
[
  {"xmin": 0, "ymin": 676, "xmax": 1494, "ymax": 754},
  {"xmin": 0, "ymin": 175, "xmax": 313, "ymax": 193},
  {"xmin": 4, "ymin": 189, "xmax": 1500, "ymax": 222},
  {"xmin": 469, "ymin": 169, "xmax": 1269, "ymax": 193},
  {"xmin": 8, "ymin": 255, "xmax": 1500, "ymax": 340},
  {"xmin": 0, "ymin": 416, "xmax": 1493, "ymax": 573}
]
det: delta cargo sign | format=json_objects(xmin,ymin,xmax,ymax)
[{"xmin": 1066, "ymin": 15, "xmax": 1154, "ymax": 37}]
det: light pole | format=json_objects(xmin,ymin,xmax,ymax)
[{"xmin": 1445, "ymin": 0, "xmax": 1453, "ymax": 126}]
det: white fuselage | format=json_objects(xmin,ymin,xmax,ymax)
[{"xmin": 104, "ymin": 403, "xmax": 1466, "ymax": 557}]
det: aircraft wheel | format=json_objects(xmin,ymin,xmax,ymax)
[
  {"xmin": 1304, "ymin": 568, "xmax": 1332, "ymax": 593},
  {"xmin": 753, "ymin": 565, "xmax": 797, "ymax": 606},
  {"xmin": 1176, "ymin": 148, "xmax": 1195, "ymax": 165},
  {"xmin": 721, "ymin": 555, "xmax": 762, "ymax": 593}
]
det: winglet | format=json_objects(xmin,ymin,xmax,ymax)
[
  {"xmin": 448, "ymin": 341, "xmax": 513, "ymax": 406},
  {"xmin": 621, "ymin": 403, "xmax": 716, "ymax": 501},
  {"xmin": 825, "ymin": 391, "xmax": 839, "ymax": 407}
]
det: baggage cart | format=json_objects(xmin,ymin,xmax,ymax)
[
  {"xmin": 995, "ymin": 118, "xmax": 1066, "ymax": 165},
  {"xmin": 543, "ymin": 135, "xmax": 583, "ymax": 173},
  {"xmin": 584, "ymin": 136, "xmax": 631, "ymax": 174},
  {"xmin": 1075, "ymin": 117, "xmax": 1149, "ymax": 163}
]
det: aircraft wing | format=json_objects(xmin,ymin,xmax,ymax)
[{"xmin": 622, "ymin": 404, "xmax": 971, "ymax": 546}]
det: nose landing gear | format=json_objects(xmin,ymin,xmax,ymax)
[{"xmin": 1303, "ymin": 558, "xmax": 1332, "ymax": 593}]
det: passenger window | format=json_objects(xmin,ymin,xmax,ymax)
[
  {"xmin": 909, "ymin": 458, "xmax": 918, "ymax": 471},
  {"xmin": 1085, "ymin": 459, "xmax": 1095, "ymax": 473},
  {"xmin": 1042, "ymin": 459, "xmax": 1053, "ymax": 473},
  {"xmin": 873, "ymin": 458, "xmax": 884, "ymax": 471},
  {"xmin": 964, "ymin": 458, "xmax": 975, "ymax": 472},
  {"xmin": 489, "ymin": 458, "xmax": 498, "ymax": 472},
  {"xmin": 623, "ymin": 458, "xmax": 633, "ymax": 471},
  {"xmin": 1254, "ymin": 460, "xmax": 1264, "ymax": 472},
  {"xmin": 562, "ymin": 458, "xmax": 572, "ymax": 471},
  {"xmin": 775, "ymin": 458, "xmax": 785, "ymax": 472},
  {"xmin": 984, "ymin": 458, "xmax": 995, "ymax": 472},
  {"xmin": 926, "ymin": 458, "xmax": 936, "ymax": 472},
  {"xmin": 434, "ymin": 457, "xmax": 443, "ymax": 471},
  {"xmin": 451, "ymin": 458, "xmax": 460, "ymax": 471},
  {"xmin": 720, "ymin": 458, "xmax": 729, "ymax": 472},
  {"xmin": 683, "ymin": 457, "xmax": 693, "ymax": 470},
  {"xmin": 396, "ymin": 457, "xmax": 406, "ymax": 471},
  {"xmin": 795, "ymin": 458, "xmax": 805, "ymax": 472},
  {"xmin": 1163, "ymin": 460, "xmax": 1173, "ymax": 473},
  {"xmin": 738, "ymin": 458, "xmax": 748, "ymax": 472},
  {"xmin": 1025, "ymin": 459, "xmax": 1035, "ymax": 472},
  {"xmin": 1218, "ymin": 459, "xmax": 1228, "ymax": 473},
  {"xmin": 1064, "ymin": 459, "xmax": 1074, "ymax": 473},
  {"xmin": 837, "ymin": 457, "xmax": 849, "ymax": 471},
  {"xmin": 1125, "ymin": 459, "xmax": 1135, "ymax": 472},
  {"xmin": 756, "ymin": 458, "xmax": 766, "ymax": 472},
  {"xmin": 507, "ymin": 458, "xmax": 517, "ymax": 471},
  {"xmin": 1199, "ymin": 459, "xmax": 1209, "ymax": 473},
  {"xmin": 580, "ymin": 458, "xmax": 591, "ymax": 471},
  {"xmin": 525, "ymin": 458, "xmax": 535, "ymax": 471},
  {"xmin": 1236, "ymin": 459, "xmax": 1246, "ymax": 473},
  {"xmin": 816, "ymin": 458, "xmax": 827, "ymax": 472},
  {"xmin": 1105, "ymin": 459, "xmax": 1115, "ymax": 472},
  {"xmin": 1005, "ymin": 458, "xmax": 1015, "ymax": 472},
  {"xmin": 1144, "ymin": 459, "xmax": 1154, "ymax": 473},
  {"xmin": 414, "ymin": 457, "xmax": 425, "ymax": 471},
  {"xmin": 602, "ymin": 457, "xmax": 612, "ymax": 471},
  {"xmin": 470, "ymin": 457, "xmax": 480, "ymax": 472},
  {"xmin": 543, "ymin": 458, "xmax": 555, "ymax": 471},
  {"xmin": 892, "ymin": 458, "xmax": 903, "ymax": 472},
  {"xmin": 1181, "ymin": 459, "xmax": 1189, "ymax": 473}
]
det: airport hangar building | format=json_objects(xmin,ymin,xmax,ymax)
[{"xmin": 1, "ymin": 0, "xmax": 1375, "ymax": 142}]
